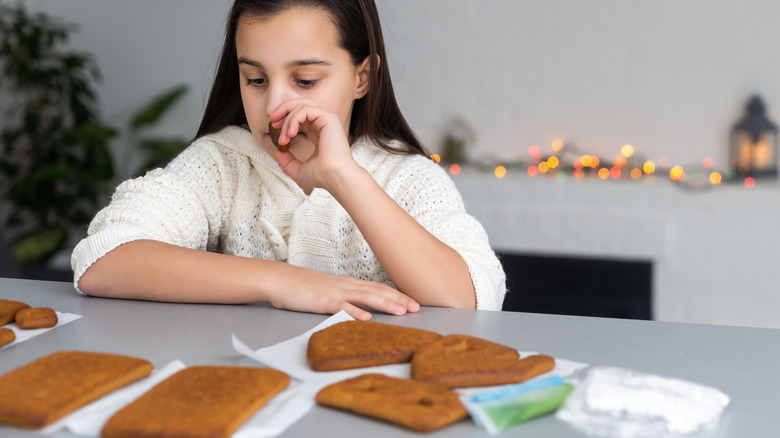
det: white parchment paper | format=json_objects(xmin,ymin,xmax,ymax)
[{"xmin": 1, "ymin": 311, "xmax": 82, "ymax": 350}]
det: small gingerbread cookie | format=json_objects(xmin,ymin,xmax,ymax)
[
  {"xmin": 316, "ymin": 373, "xmax": 468, "ymax": 432},
  {"xmin": 268, "ymin": 120, "xmax": 289, "ymax": 152},
  {"xmin": 0, "ymin": 328, "xmax": 15, "ymax": 348},
  {"xmin": 15, "ymin": 307, "xmax": 58, "ymax": 330},
  {"xmin": 0, "ymin": 299, "xmax": 31, "ymax": 325},
  {"xmin": 410, "ymin": 334, "xmax": 556, "ymax": 388}
]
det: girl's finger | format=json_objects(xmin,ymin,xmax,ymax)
[
  {"xmin": 336, "ymin": 301, "xmax": 373, "ymax": 321},
  {"xmin": 279, "ymin": 105, "xmax": 329, "ymax": 144},
  {"xmin": 338, "ymin": 286, "xmax": 413, "ymax": 316}
]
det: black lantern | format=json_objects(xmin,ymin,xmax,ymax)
[{"xmin": 730, "ymin": 95, "xmax": 778, "ymax": 178}]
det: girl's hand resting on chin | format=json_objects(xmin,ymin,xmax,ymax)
[{"xmin": 268, "ymin": 99, "xmax": 361, "ymax": 192}]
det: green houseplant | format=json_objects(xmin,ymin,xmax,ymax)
[
  {"xmin": 0, "ymin": 2, "xmax": 116, "ymax": 266},
  {"xmin": 0, "ymin": 2, "xmax": 189, "ymax": 269},
  {"xmin": 121, "ymin": 84, "xmax": 190, "ymax": 179}
]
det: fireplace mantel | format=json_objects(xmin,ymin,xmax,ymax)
[{"xmin": 452, "ymin": 168, "xmax": 780, "ymax": 329}]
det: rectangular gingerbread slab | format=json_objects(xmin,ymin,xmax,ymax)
[
  {"xmin": 0, "ymin": 351, "xmax": 152, "ymax": 428},
  {"xmin": 102, "ymin": 366, "xmax": 290, "ymax": 438}
]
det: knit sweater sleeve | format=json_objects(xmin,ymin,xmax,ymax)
[
  {"xmin": 70, "ymin": 138, "xmax": 239, "ymax": 292},
  {"xmin": 382, "ymin": 155, "xmax": 507, "ymax": 311}
]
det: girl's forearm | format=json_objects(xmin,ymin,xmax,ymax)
[
  {"xmin": 77, "ymin": 240, "xmax": 275, "ymax": 303},
  {"xmin": 77, "ymin": 239, "xmax": 420, "ymax": 320},
  {"xmin": 325, "ymin": 166, "xmax": 477, "ymax": 309}
]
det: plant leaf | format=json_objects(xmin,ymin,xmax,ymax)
[
  {"xmin": 130, "ymin": 84, "xmax": 189, "ymax": 130},
  {"xmin": 136, "ymin": 137, "xmax": 188, "ymax": 175},
  {"xmin": 11, "ymin": 226, "xmax": 68, "ymax": 265}
]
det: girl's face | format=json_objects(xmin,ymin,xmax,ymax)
[{"xmin": 236, "ymin": 7, "xmax": 369, "ymax": 159}]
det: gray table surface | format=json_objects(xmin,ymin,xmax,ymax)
[{"xmin": 1, "ymin": 277, "xmax": 778, "ymax": 437}]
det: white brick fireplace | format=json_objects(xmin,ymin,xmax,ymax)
[{"xmin": 453, "ymin": 169, "xmax": 780, "ymax": 329}]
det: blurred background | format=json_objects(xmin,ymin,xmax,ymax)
[{"xmin": 2, "ymin": 0, "xmax": 779, "ymax": 328}]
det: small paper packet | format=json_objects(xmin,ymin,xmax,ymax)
[{"xmin": 460, "ymin": 376, "xmax": 575, "ymax": 435}]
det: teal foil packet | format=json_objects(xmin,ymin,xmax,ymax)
[{"xmin": 462, "ymin": 377, "xmax": 574, "ymax": 435}]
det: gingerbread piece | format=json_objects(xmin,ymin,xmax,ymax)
[
  {"xmin": 268, "ymin": 120, "xmax": 289, "ymax": 152},
  {"xmin": 0, "ymin": 299, "xmax": 30, "ymax": 325},
  {"xmin": 15, "ymin": 307, "xmax": 58, "ymax": 329},
  {"xmin": 410, "ymin": 334, "xmax": 555, "ymax": 388},
  {"xmin": 0, "ymin": 328, "xmax": 15, "ymax": 348},
  {"xmin": 102, "ymin": 366, "xmax": 290, "ymax": 438},
  {"xmin": 316, "ymin": 373, "xmax": 468, "ymax": 432},
  {"xmin": 0, "ymin": 351, "xmax": 153, "ymax": 428},
  {"xmin": 307, "ymin": 320, "xmax": 442, "ymax": 371}
]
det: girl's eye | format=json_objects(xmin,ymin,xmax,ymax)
[
  {"xmin": 245, "ymin": 78, "xmax": 267, "ymax": 87},
  {"xmin": 296, "ymin": 79, "xmax": 319, "ymax": 89}
]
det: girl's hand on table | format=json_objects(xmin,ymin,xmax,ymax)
[{"xmin": 265, "ymin": 264, "xmax": 420, "ymax": 321}]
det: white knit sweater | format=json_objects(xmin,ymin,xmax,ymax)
[{"xmin": 71, "ymin": 126, "xmax": 506, "ymax": 310}]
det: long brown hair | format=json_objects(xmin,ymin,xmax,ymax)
[{"xmin": 196, "ymin": 0, "xmax": 427, "ymax": 156}]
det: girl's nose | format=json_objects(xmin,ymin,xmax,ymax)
[{"xmin": 266, "ymin": 81, "xmax": 296, "ymax": 115}]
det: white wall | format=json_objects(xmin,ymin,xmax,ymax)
[
  {"xmin": 20, "ymin": 0, "xmax": 780, "ymax": 167},
  {"xmin": 377, "ymin": 0, "xmax": 780, "ymax": 167},
  {"xmin": 22, "ymin": 0, "xmax": 232, "ymax": 164}
]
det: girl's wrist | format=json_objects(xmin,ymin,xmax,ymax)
[
  {"xmin": 322, "ymin": 162, "xmax": 375, "ymax": 203},
  {"xmin": 248, "ymin": 258, "xmax": 290, "ymax": 305}
]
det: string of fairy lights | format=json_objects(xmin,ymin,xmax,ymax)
[{"xmin": 432, "ymin": 139, "xmax": 763, "ymax": 191}]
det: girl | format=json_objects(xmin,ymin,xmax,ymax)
[{"xmin": 71, "ymin": 0, "xmax": 506, "ymax": 320}]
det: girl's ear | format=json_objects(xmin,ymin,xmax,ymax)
[{"xmin": 355, "ymin": 54, "xmax": 378, "ymax": 99}]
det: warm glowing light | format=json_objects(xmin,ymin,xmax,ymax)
[
  {"xmin": 573, "ymin": 168, "xmax": 585, "ymax": 180},
  {"xmin": 669, "ymin": 165, "xmax": 684, "ymax": 181},
  {"xmin": 449, "ymin": 163, "xmax": 461, "ymax": 176},
  {"xmin": 621, "ymin": 144, "xmax": 634, "ymax": 158},
  {"xmin": 580, "ymin": 155, "xmax": 592, "ymax": 167},
  {"xmin": 573, "ymin": 157, "xmax": 583, "ymax": 169},
  {"xmin": 614, "ymin": 156, "xmax": 627, "ymax": 168},
  {"xmin": 494, "ymin": 165, "xmax": 507, "ymax": 178},
  {"xmin": 744, "ymin": 177, "xmax": 756, "ymax": 188},
  {"xmin": 598, "ymin": 168, "xmax": 610, "ymax": 179},
  {"xmin": 552, "ymin": 139, "xmax": 564, "ymax": 152},
  {"xmin": 590, "ymin": 156, "xmax": 600, "ymax": 168},
  {"xmin": 630, "ymin": 168, "xmax": 642, "ymax": 180},
  {"xmin": 431, "ymin": 154, "xmax": 441, "ymax": 164},
  {"xmin": 528, "ymin": 145, "xmax": 541, "ymax": 162},
  {"xmin": 610, "ymin": 166, "xmax": 621, "ymax": 179},
  {"xmin": 527, "ymin": 165, "xmax": 539, "ymax": 177},
  {"xmin": 643, "ymin": 160, "xmax": 656, "ymax": 174},
  {"xmin": 709, "ymin": 172, "xmax": 722, "ymax": 185},
  {"xmin": 538, "ymin": 162, "xmax": 550, "ymax": 173},
  {"xmin": 702, "ymin": 157, "xmax": 714, "ymax": 169},
  {"xmin": 547, "ymin": 156, "xmax": 560, "ymax": 168}
]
